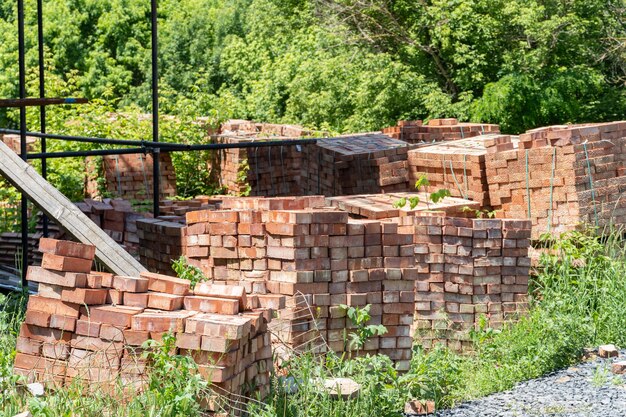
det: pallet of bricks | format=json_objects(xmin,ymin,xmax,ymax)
[
  {"xmin": 14, "ymin": 238, "xmax": 276, "ymax": 415},
  {"xmin": 136, "ymin": 196, "xmax": 243, "ymax": 276},
  {"xmin": 326, "ymin": 192, "xmax": 480, "ymax": 219},
  {"xmin": 85, "ymin": 153, "xmax": 177, "ymax": 201},
  {"xmin": 383, "ymin": 119, "xmax": 500, "ymax": 144},
  {"xmin": 407, "ymin": 135, "xmax": 519, "ymax": 209},
  {"xmin": 210, "ymin": 120, "xmax": 313, "ymax": 196},
  {"xmin": 183, "ymin": 196, "xmax": 417, "ymax": 370},
  {"xmin": 300, "ymin": 133, "xmax": 411, "ymax": 196},
  {"xmin": 73, "ymin": 198, "xmax": 147, "ymax": 254},
  {"xmin": 410, "ymin": 213, "xmax": 531, "ymax": 350},
  {"xmin": 485, "ymin": 122, "xmax": 626, "ymax": 239},
  {"xmin": 136, "ymin": 217, "xmax": 187, "ymax": 275}
]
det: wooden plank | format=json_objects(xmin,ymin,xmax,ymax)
[
  {"xmin": 0, "ymin": 98, "xmax": 88, "ymax": 108},
  {"xmin": 0, "ymin": 141, "xmax": 146, "ymax": 276}
]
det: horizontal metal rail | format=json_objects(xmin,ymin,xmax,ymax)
[
  {"xmin": 24, "ymin": 138, "xmax": 318, "ymax": 159},
  {"xmin": 0, "ymin": 98, "xmax": 88, "ymax": 107},
  {"xmin": 0, "ymin": 128, "xmax": 319, "ymax": 155}
]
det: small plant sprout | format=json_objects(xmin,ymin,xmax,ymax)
[
  {"xmin": 340, "ymin": 304, "xmax": 387, "ymax": 353},
  {"xmin": 394, "ymin": 174, "xmax": 452, "ymax": 210},
  {"xmin": 172, "ymin": 255, "xmax": 207, "ymax": 290},
  {"xmin": 462, "ymin": 205, "xmax": 498, "ymax": 219}
]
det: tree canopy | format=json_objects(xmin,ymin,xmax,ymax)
[{"xmin": 0, "ymin": 0, "xmax": 624, "ymax": 134}]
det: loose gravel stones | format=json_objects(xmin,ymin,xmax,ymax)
[{"xmin": 415, "ymin": 348, "xmax": 626, "ymax": 417}]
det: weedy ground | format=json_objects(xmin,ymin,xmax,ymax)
[{"xmin": 2, "ymin": 229, "xmax": 626, "ymax": 417}]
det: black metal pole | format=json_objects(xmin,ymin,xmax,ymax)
[
  {"xmin": 37, "ymin": 0, "xmax": 48, "ymax": 237},
  {"xmin": 18, "ymin": 0, "xmax": 28, "ymax": 286},
  {"xmin": 151, "ymin": 0, "xmax": 160, "ymax": 217}
]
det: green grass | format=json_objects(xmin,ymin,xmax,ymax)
[{"xmin": 3, "ymin": 228, "xmax": 626, "ymax": 416}]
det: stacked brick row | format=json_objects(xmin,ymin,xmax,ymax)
[
  {"xmin": 485, "ymin": 122, "xmax": 626, "ymax": 239},
  {"xmin": 209, "ymin": 120, "xmax": 319, "ymax": 197},
  {"xmin": 15, "ymin": 238, "xmax": 276, "ymax": 414},
  {"xmin": 383, "ymin": 119, "xmax": 500, "ymax": 144},
  {"xmin": 0, "ymin": 134, "xmax": 36, "ymax": 153},
  {"xmin": 136, "ymin": 218, "xmax": 187, "ymax": 275},
  {"xmin": 326, "ymin": 192, "xmax": 480, "ymax": 219},
  {"xmin": 182, "ymin": 197, "xmax": 417, "ymax": 369},
  {"xmin": 209, "ymin": 136, "xmax": 306, "ymax": 196},
  {"xmin": 300, "ymin": 133, "xmax": 411, "ymax": 196},
  {"xmin": 407, "ymin": 135, "xmax": 519, "ymax": 209},
  {"xmin": 0, "ymin": 232, "xmax": 45, "ymax": 268},
  {"xmin": 75, "ymin": 198, "xmax": 146, "ymax": 254},
  {"xmin": 411, "ymin": 214, "xmax": 531, "ymax": 351},
  {"xmin": 85, "ymin": 153, "xmax": 177, "ymax": 201}
]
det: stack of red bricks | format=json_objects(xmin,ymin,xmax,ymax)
[
  {"xmin": 136, "ymin": 218, "xmax": 187, "ymax": 275},
  {"xmin": 158, "ymin": 196, "xmax": 224, "ymax": 217},
  {"xmin": 209, "ymin": 120, "xmax": 320, "ymax": 196},
  {"xmin": 485, "ymin": 122, "xmax": 626, "ymax": 238},
  {"xmin": 85, "ymin": 153, "xmax": 177, "ymax": 201},
  {"xmin": 407, "ymin": 135, "xmax": 519, "ymax": 209},
  {"xmin": 300, "ymin": 133, "xmax": 411, "ymax": 196},
  {"xmin": 383, "ymin": 119, "xmax": 500, "ymax": 144},
  {"xmin": 14, "ymin": 238, "xmax": 276, "ymax": 411},
  {"xmin": 182, "ymin": 196, "xmax": 416, "ymax": 369},
  {"xmin": 326, "ymin": 192, "xmax": 480, "ymax": 219},
  {"xmin": 75, "ymin": 198, "xmax": 146, "ymax": 253},
  {"xmin": 410, "ymin": 214, "xmax": 531, "ymax": 350},
  {"xmin": 1, "ymin": 133, "xmax": 36, "ymax": 153}
]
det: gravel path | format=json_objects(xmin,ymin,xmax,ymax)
[{"xmin": 434, "ymin": 350, "xmax": 626, "ymax": 417}]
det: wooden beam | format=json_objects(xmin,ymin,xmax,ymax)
[
  {"xmin": 0, "ymin": 98, "xmax": 88, "ymax": 108},
  {"xmin": 0, "ymin": 140, "xmax": 146, "ymax": 276}
]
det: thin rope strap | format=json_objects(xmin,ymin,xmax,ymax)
[
  {"xmin": 268, "ymin": 146, "xmax": 275, "ymax": 196},
  {"xmin": 139, "ymin": 154, "xmax": 149, "ymax": 199},
  {"xmin": 449, "ymin": 161, "xmax": 466, "ymax": 199},
  {"xmin": 460, "ymin": 125, "xmax": 464, "ymax": 139},
  {"xmin": 525, "ymin": 150, "xmax": 531, "ymax": 219},
  {"xmin": 583, "ymin": 142, "xmax": 599, "ymax": 227},
  {"xmin": 254, "ymin": 147, "xmax": 260, "ymax": 195},
  {"xmin": 548, "ymin": 147, "xmax": 556, "ymax": 233},
  {"xmin": 481, "ymin": 124, "xmax": 485, "ymax": 135},
  {"xmin": 463, "ymin": 154, "xmax": 468, "ymax": 198},
  {"xmin": 114, "ymin": 155, "xmax": 122, "ymax": 197},
  {"xmin": 280, "ymin": 146, "xmax": 286, "ymax": 195}
]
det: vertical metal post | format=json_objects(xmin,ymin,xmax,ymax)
[
  {"xmin": 151, "ymin": 0, "xmax": 160, "ymax": 217},
  {"xmin": 37, "ymin": 0, "xmax": 48, "ymax": 237},
  {"xmin": 18, "ymin": 0, "xmax": 28, "ymax": 286}
]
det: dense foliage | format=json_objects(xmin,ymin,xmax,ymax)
[{"xmin": 0, "ymin": 0, "xmax": 623, "ymax": 134}]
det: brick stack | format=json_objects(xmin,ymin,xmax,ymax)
[
  {"xmin": 136, "ymin": 218, "xmax": 187, "ymax": 275},
  {"xmin": 182, "ymin": 197, "xmax": 417, "ymax": 369},
  {"xmin": 85, "ymin": 153, "xmax": 177, "ymax": 201},
  {"xmin": 210, "ymin": 136, "xmax": 307, "ymax": 196},
  {"xmin": 0, "ymin": 134, "xmax": 37, "ymax": 153},
  {"xmin": 383, "ymin": 119, "xmax": 500, "ymax": 144},
  {"xmin": 485, "ymin": 122, "xmax": 626, "ymax": 238},
  {"xmin": 74, "ymin": 198, "xmax": 147, "ymax": 254},
  {"xmin": 209, "ymin": 120, "xmax": 321, "ymax": 197},
  {"xmin": 300, "ymin": 133, "xmax": 411, "ymax": 196},
  {"xmin": 411, "ymin": 214, "xmax": 531, "ymax": 351},
  {"xmin": 0, "ymin": 232, "xmax": 44, "ymax": 268},
  {"xmin": 407, "ymin": 135, "xmax": 519, "ymax": 209},
  {"xmin": 15, "ymin": 238, "xmax": 277, "ymax": 413},
  {"xmin": 158, "ymin": 196, "xmax": 224, "ymax": 217},
  {"xmin": 326, "ymin": 192, "xmax": 480, "ymax": 219},
  {"xmin": 14, "ymin": 238, "xmax": 98, "ymax": 387}
]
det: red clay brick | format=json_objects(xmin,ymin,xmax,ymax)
[
  {"xmin": 39, "ymin": 238, "xmax": 96, "ymax": 260},
  {"xmin": 41, "ymin": 253, "xmax": 93, "ymax": 273}
]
